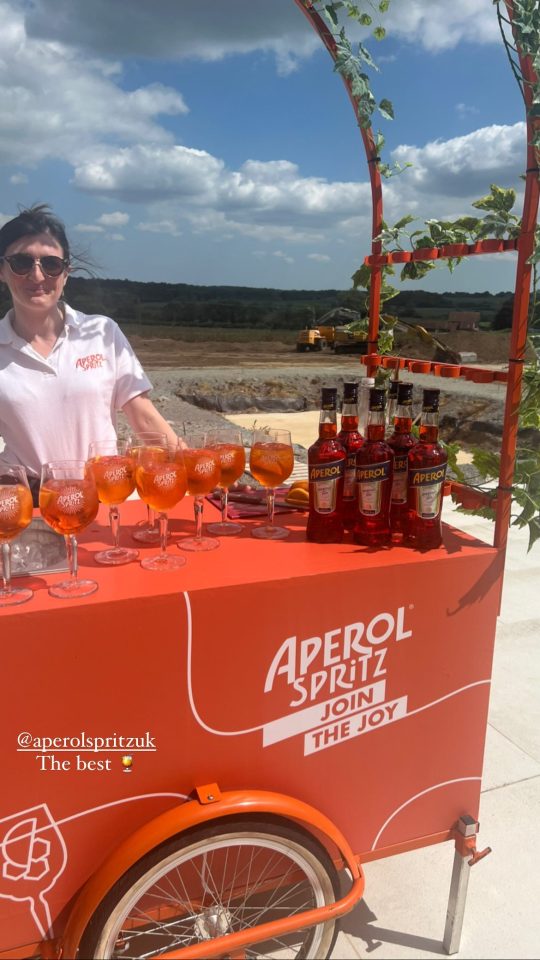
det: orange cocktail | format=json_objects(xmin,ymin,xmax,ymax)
[
  {"xmin": 0, "ymin": 466, "xmax": 34, "ymax": 607},
  {"xmin": 178, "ymin": 433, "xmax": 221, "ymax": 552},
  {"xmin": 249, "ymin": 429, "xmax": 294, "ymax": 540},
  {"xmin": 182, "ymin": 448, "xmax": 221, "ymax": 496},
  {"xmin": 39, "ymin": 460, "xmax": 100, "ymax": 599},
  {"xmin": 250, "ymin": 442, "xmax": 294, "ymax": 488},
  {"xmin": 88, "ymin": 455, "xmax": 136, "ymax": 505},
  {"xmin": 0, "ymin": 484, "xmax": 33, "ymax": 541},
  {"xmin": 135, "ymin": 459, "xmax": 188, "ymax": 512},
  {"xmin": 39, "ymin": 478, "xmax": 99, "ymax": 535},
  {"xmin": 87, "ymin": 441, "xmax": 139, "ymax": 565},
  {"xmin": 205, "ymin": 429, "xmax": 246, "ymax": 537},
  {"xmin": 135, "ymin": 443, "xmax": 188, "ymax": 571}
]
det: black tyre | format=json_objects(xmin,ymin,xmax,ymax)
[{"xmin": 79, "ymin": 817, "xmax": 341, "ymax": 959}]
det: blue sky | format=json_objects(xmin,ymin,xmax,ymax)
[{"xmin": 0, "ymin": 0, "xmax": 527, "ymax": 294}]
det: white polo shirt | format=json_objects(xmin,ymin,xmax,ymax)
[{"xmin": 0, "ymin": 303, "xmax": 152, "ymax": 479}]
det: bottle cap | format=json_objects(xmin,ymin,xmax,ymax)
[
  {"xmin": 422, "ymin": 388, "xmax": 440, "ymax": 412},
  {"xmin": 343, "ymin": 381, "xmax": 359, "ymax": 402},
  {"xmin": 397, "ymin": 381, "xmax": 413, "ymax": 405},
  {"xmin": 388, "ymin": 380, "xmax": 399, "ymax": 398},
  {"xmin": 321, "ymin": 387, "xmax": 338, "ymax": 411},
  {"xmin": 369, "ymin": 387, "xmax": 386, "ymax": 411}
]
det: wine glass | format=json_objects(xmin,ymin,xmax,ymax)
[
  {"xmin": 39, "ymin": 460, "xmax": 100, "ymax": 599},
  {"xmin": 205, "ymin": 427, "xmax": 246, "ymax": 536},
  {"xmin": 87, "ymin": 440, "xmax": 139, "ymax": 565},
  {"xmin": 134, "ymin": 441, "xmax": 188, "ymax": 571},
  {"xmin": 249, "ymin": 428, "xmax": 294, "ymax": 540},
  {"xmin": 178, "ymin": 431, "xmax": 221, "ymax": 552},
  {"xmin": 128, "ymin": 432, "xmax": 168, "ymax": 543},
  {"xmin": 0, "ymin": 465, "xmax": 34, "ymax": 607}
]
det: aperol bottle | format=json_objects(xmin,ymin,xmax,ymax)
[
  {"xmin": 406, "ymin": 389, "xmax": 447, "ymax": 549},
  {"xmin": 337, "ymin": 381, "xmax": 363, "ymax": 532},
  {"xmin": 388, "ymin": 381, "xmax": 415, "ymax": 541},
  {"xmin": 306, "ymin": 387, "xmax": 346, "ymax": 543},
  {"xmin": 353, "ymin": 388, "xmax": 393, "ymax": 548}
]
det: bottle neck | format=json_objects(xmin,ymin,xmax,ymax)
[
  {"xmin": 419, "ymin": 410, "xmax": 439, "ymax": 442},
  {"xmin": 341, "ymin": 402, "xmax": 359, "ymax": 431},
  {"xmin": 366, "ymin": 409, "xmax": 386, "ymax": 441},
  {"xmin": 387, "ymin": 398, "xmax": 397, "ymax": 425},
  {"xmin": 393, "ymin": 403, "xmax": 413, "ymax": 434},
  {"xmin": 319, "ymin": 408, "xmax": 338, "ymax": 439}
]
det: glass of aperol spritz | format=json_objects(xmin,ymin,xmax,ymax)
[
  {"xmin": 178, "ymin": 431, "xmax": 221, "ymax": 552},
  {"xmin": 134, "ymin": 440, "xmax": 187, "ymax": 571},
  {"xmin": 39, "ymin": 460, "xmax": 100, "ymax": 599},
  {"xmin": 0, "ymin": 465, "xmax": 34, "ymax": 607},
  {"xmin": 87, "ymin": 439, "xmax": 138, "ymax": 565},
  {"xmin": 249, "ymin": 428, "xmax": 294, "ymax": 539},
  {"xmin": 128, "ymin": 432, "xmax": 168, "ymax": 543},
  {"xmin": 205, "ymin": 427, "xmax": 246, "ymax": 536}
]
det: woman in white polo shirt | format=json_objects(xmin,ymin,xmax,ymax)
[{"xmin": 0, "ymin": 204, "xmax": 178, "ymax": 503}]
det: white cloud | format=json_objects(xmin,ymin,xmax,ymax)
[
  {"xmin": 390, "ymin": 123, "xmax": 524, "ymax": 201},
  {"xmin": 273, "ymin": 250, "xmax": 294, "ymax": 265},
  {"xmin": 97, "ymin": 211, "xmax": 130, "ymax": 226},
  {"xmin": 108, "ymin": 233, "xmax": 125, "ymax": 241},
  {"xmin": 25, "ymin": 0, "xmax": 318, "ymax": 75},
  {"xmin": 73, "ymin": 145, "xmax": 224, "ymax": 202},
  {"xmin": 9, "ymin": 173, "xmax": 28, "ymax": 184},
  {"xmin": 23, "ymin": 0, "xmax": 500, "ymax": 69},
  {"xmin": 137, "ymin": 220, "xmax": 182, "ymax": 237},
  {"xmin": 456, "ymin": 103, "xmax": 480, "ymax": 117},
  {"xmin": 308, "ymin": 253, "xmax": 331, "ymax": 262},
  {"xmin": 73, "ymin": 223, "xmax": 105, "ymax": 233},
  {"xmin": 0, "ymin": 2, "xmax": 188, "ymax": 167}
]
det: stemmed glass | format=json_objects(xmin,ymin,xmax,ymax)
[
  {"xmin": 39, "ymin": 460, "xmax": 100, "ymax": 599},
  {"xmin": 87, "ymin": 440, "xmax": 139, "ymax": 565},
  {"xmin": 0, "ymin": 465, "xmax": 34, "ymax": 607},
  {"xmin": 134, "ymin": 440, "xmax": 188, "ymax": 571},
  {"xmin": 249, "ymin": 428, "xmax": 295, "ymax": 540},
  {"xmin": 178, "ymin": 431, "xmax": 221, "ymax": 552},
  {"xmin": 205, "ymin": 427, "xmax": 246, "ymax": 536},
  {"xmin": 129, "ymin": 432, "xmax": 168, "ymax": 543}
]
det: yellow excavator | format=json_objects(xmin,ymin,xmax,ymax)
[
  {"xmin": 296, "ymin": 307, "xmax": 460, "ymax": 362},
  {"xmin": 296, "ymin": 308, "xmax": 369, "ymax": 353}
]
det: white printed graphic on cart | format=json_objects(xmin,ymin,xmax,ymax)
[
  {"xmin": 0, "ymin": 792, "xmax": 188, "ymax": 939},
  {"xmin": 184, "ymin": 592, "xmax": 491, "ymax": 758},
  {"xmin": 0, "ymin": 804, "xmax": 67, "ymax": 939}
]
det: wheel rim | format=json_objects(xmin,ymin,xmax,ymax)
[{"xmin": 94, "ymin": 830, "xmax": 337, "ymax": 959}]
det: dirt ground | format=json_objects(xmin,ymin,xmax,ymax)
[{"xmin": 127, "ymin": 329, "xmax": 520, "ymax": 370}]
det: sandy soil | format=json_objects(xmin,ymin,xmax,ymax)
[{"xmin": 114, "ymin": 332, "xmax": 513, "ymax": 457}]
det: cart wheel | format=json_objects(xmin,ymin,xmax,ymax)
[{"xmin": 79, "ymin": 817, "xmax": 340, "ymax": 959}]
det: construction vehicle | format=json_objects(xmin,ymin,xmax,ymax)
[{"xmin": 296, "ymin": 308, "xmax": 369, "ymax": 353}]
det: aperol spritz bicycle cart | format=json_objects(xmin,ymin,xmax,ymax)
[{"xmin": 0, "ymin": 2, "xmax": 538, "ymax": 958}]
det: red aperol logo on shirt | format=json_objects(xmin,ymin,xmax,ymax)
[{"xmin": 75, "ymin": 354, "xmax": 105, "ymax": 371}]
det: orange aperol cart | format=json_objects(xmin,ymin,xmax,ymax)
[{"xmin": 1, "ymin": 2, "xmax": 538, "ymax": 958}]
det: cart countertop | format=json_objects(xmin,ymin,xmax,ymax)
[{"xmin": 0, "ymin": 497, "xmax": 499, "ymax": 616}]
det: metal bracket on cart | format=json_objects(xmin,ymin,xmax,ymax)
[{"xmin": 443, "ymin": 814, "xmax": 492, "ymax": 955}]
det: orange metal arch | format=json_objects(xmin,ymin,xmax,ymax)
[
  {"xmin": 295, "ymin": 0, "xmax": 540, "ymax": 565},
  {"xmin": 60, "ymin": 787, "xmax": 365, "ymax": 958}
]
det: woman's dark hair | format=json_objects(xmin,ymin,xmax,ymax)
[{"xmin": 0, "ymin": 203, "xmax": 70, "ymax": 259}]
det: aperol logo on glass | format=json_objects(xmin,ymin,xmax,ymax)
[
  {"xmin": 263, "ymin": 606, "xmax": 411, "ymax": 756},
  {"xmin": 75, "ymin": 353, "xmax": 105, "ymax": 370}
]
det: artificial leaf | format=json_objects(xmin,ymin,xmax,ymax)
[
  {"xmin": 325, "ymin": 4, "xmax": 339, "ymax": 26},
  {"xmin": 378, "ymin": 97, "xmax": 394, "ymax": 119}
]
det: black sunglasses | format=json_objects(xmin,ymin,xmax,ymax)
[{"xmin": 0, "ymin": 253, "xmax": 69, "ymax": 278}]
